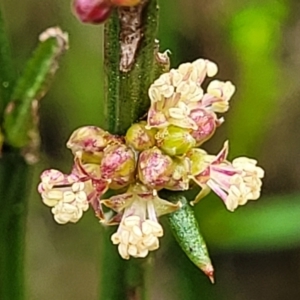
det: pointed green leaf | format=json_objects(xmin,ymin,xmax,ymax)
[
  {"xmin": 3, "ymin": 27, "xmax": 68, "ymax": 151},
  {"xmin": 167, "ymin": 194, "xmax": 214, "ymax": 282}
]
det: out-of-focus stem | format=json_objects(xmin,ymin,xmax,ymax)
[
  {"xmin": 0, "ymin": 153, "xmax": 31, "ymax": 300},
  {"xmin": 0, "ymin": 7, "xmax": 15, "ymax": 119},
  {"xmin": 99, "ymin": 227, "xmax": 127, "ymax": 300},
  {"xmin": 125, "ymin": 258, "xmax": 152, "ymax": 300}
]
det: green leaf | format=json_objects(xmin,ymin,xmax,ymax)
[
  {"xmin": 3, "ymin": 27, "xmax": 68, "ymax": 150},
  {"xmin": 167, "ymin": 193, "xmax": 214, "ymax": 282}
]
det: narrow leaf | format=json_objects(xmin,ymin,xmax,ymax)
[
  {"xmin": 167, "ymin": 194, "xmax": 214, "ymax": 283},
  {"xmin": 3, "ymin": 27, "xmax": 68, "ymax": 152}
]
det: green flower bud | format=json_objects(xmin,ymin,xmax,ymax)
[
  {"xmin": 125, "ymin": 121, "xmax": 157, "ymax": 151},
  {"xmin": 156, "ymin": 125, "xmax": 196, "ymax": 156}
]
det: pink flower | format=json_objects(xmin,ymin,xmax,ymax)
[{"xmin": 188, "ymin": 141, "xmax": 264, "ymax": 211}]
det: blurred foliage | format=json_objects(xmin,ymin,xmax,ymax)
[{"xmin": 1, "ymin": 0, "xmax": 300, "ymax": 299}]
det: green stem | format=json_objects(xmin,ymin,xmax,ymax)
[
  {"xmin": 99, "ymin": 227, "xmax": 127, "ymax": 300},
  {"xmin": 0, "ymin": 153, "xmax": 31, "ymax": 300},
  {"xmin": 102, "ymin": 1, "xmax": 160, "ymax": 298},
  {"xmin": 125, "ymin": 258, "xmax": 152, "ymax": 300},
  {"xmin": 104, "ymin": 0, "xmax": 159, "ymax": 135},
  {"xmin": 0, "ymin": 6, "xmax": 15, "ymax": 121}
]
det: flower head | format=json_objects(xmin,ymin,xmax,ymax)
[
  {"xmin": 147, "ymin": 59, "xmax": 217, "ymax": 129},
  {"xmin": 188, "ymin": 142, "xmax": 264, "ymax": 211},
  {"xmin": 38, "ymin": 169, "xmax": 92, "ymax": 223},
  {"xmin": 102, "ymin": 184, "xmax": 181, "ymax": 259},
  {"xmin": 146, "ymin": 58, "xmax": 235, "ymax": 152}
]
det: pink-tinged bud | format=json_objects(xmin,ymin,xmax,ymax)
[
  {"xmin": 125, "ymin": 122, "xmax": 157, "ymax": 152},
  {"xmin": 109, "ymin": 0, "xmax": 141, "ymax": 6},
  {"xmin": 138, "ymin": 148, "xmax": 173, "ymax": 190},
  {"xmin": 156, "ymin": 125, "xmax": 196, "ymax": 156},
  {"xmin": 189, "ymin": 109, "xmax": 221, "ymax": 146},
  {"xmin": 67, "ymin": 126, "xmax": 122, "ymax": 155},
  {"xmin": 100, "ymin": 144, "xmax": 136, "ymax": 189},
  {"xmin": 73, "ymin": 0, "xmax": 113, "ymax": 24}
]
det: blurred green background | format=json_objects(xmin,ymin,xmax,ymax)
[{"xmin": 1, "ymin": 0, "xmax": 300, "ymax": 299}]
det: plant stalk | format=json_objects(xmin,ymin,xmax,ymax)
[
  {"xmin": 0, "ymin": 6, "xmax": 15, "ymax": 119},
  {"xmin": 101, "ymin": 0, "xmax": 159, "ymax": 299},
  {"xmin": 0, "ymin": 153, "xmax": 31, "ymax": 300}
]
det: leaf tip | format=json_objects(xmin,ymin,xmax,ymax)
[{"xmin": 201, "ymin": 264, "xmax": 215, "ymax": 284}]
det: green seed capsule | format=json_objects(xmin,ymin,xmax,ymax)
[{"xmin": 167, "ymin": 194, "xmax": 214, "ymax": 283}]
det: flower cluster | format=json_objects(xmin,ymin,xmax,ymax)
[{"xmin": 38, "ymin": 58, "xmax": 264, "ymax": 259}]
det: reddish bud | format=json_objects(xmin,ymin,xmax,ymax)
[{"xmin": 73, "ymin": 0, "xmax": 113, "ymax": 24}]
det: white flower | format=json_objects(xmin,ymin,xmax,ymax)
[
  {"xmin": 201, "ymin": 80, "xmax": 236, "ymax": 113},
  {"xmin": 147, "ymin": 59, "xmax": 219, "ymax": 130},
  {"xmin": 102, "ymin": 184, "xmax": 181, "ymax": 259},
  {"xmin": 38, "ymin": 169, "xmax": 92, "ymax": 224},
  {"xmin": 111, "ymin": 214, "xmax": 163, "ymax": 259},
  {"xmin": 189, "ymin": 142, "xmax": 264, "ymax": 211}
]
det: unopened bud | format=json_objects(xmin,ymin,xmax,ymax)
[
  {"xmin": 125, "ymin": 121, "xmax": 157, "ymax": 152},
  {"xmin": 138, "ymin": 147, "xmax": 173, "ymax": 190},
  {"xmin": 67, "ymin": 126, "xmax": 121, "ymax": 155},
  {"xmin": 73, "ymin": 0, "xmax": 113, "ymax": 24},
  {"xmin": 100, "ymin": 144, "xmax": 136, "ymax": 189},
  {"xmin": 156, "ymin": 125, "xmax": 196, "ymax": 156},
  {"xmin": 189, "ymin": 109, "xmax": 220, "ymax": 146}
]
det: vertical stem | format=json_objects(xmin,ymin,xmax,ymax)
[
  {"xmin": 125, "ymin": 258, "xmax": 152, "ymax": 300},
  {"xmin": 0, "ymin": 153, "xmax": 31, "ymax": 300},
  {"xmin": 0, "ymin": 6, "xmax": 15, "ymax": 119},
  {"xmin": 104, "ymin": 0, "xmax": 159, "ymax": 135},
  {"xmin": 99, "ymin": 227, "xmax": 127, "ymax": 300},
  {"xmin": 102, "ymin": 0, "xmax": 160, "ymax": 298}
]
